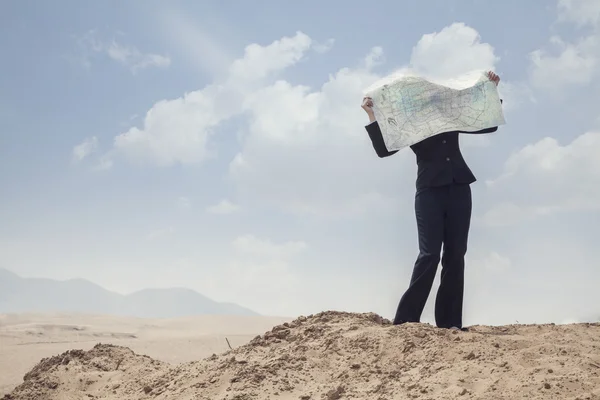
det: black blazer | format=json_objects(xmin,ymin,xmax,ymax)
[{"xmin": 365, "ymin": 122, "xmax": 500, "ymax": 190}]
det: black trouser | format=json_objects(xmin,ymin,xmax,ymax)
[{"xmin": 393, "ymin": 182, "xmax": 472, "ymax": 328}]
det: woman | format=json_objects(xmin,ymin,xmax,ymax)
[{"xmin": 361, "ymin": 71, "xmax": 501, "ymax": 330}]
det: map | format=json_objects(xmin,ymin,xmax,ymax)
[{"xmin": 364, "ymin": 71, "xmax": 506, "ymax": 151}]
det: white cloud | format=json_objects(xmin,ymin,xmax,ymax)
[
  {"xmin": 467, "ymin": 251, "xmax": 513, "ymax": 277},
  {"xmin": 557, "ymin": 0, "xmax": 600, "ymax": 27},
  {"xmin": 93, "ymin": 153, "xmax": 114, "ymax": 171},
  {"xmin": 402, "ymin": 22, "xmax": 530, "ymax": 115},
  {"xmin": 111, "ymin": 84, "xmax": 228, "ymax": 166},
  {"xmin": 495, "ymin": 81, "xmax": 536, "ymax": 113},
  {"xmin": 105, "ymin": 40, "xmax": 171, "ymax": 73},
  {"xmin": 105, "ymin": 23, "xmax": 506, "ymax": 218},
  {"xmin": 480, "ymin": 252, "xmax": 512, "ymax": 273},
  {"xmin": 72, "ymin": 136, "xmax": 98, "ymax": 162},
  {"xmin": 229, "ymin": 58, "xmax": 405, "ymax": 217},
  {"xmin": 191, "ymin": 235, "xmax": 308, "ymax": 315},
  {"xmin": 105, "ymin": 31, "xmax": 313, "ymax": 167},
  {"xmin": 483, "ymin": 131, "xmax": 600, "ymax": 225},
  {"xmin": 529, "ymin": 0, "xmax": 600, "ymax": 91},
  {"xmin": 215, "ymin": 258, "xmax": 299, "ymax": 315},
  {"xmin": 228, "ymin": 31, "xmax": 312, "ymax": 82},
  {"xmin": 478, "ymin": 202, "xmax": 561, "ymax": 227},
  {"xmin": 145, "ymin": 227, "xmax": 175, "ymax": 240},
  {"xmin": 231, "ymin": 235, "xmax": 307, "ymax": 260},
  {"xmin": 529, "ymin": 35, "xmax": 599, "ymax": 90},
  {"xmin": 206, "ymin": 199, "xmax": 239, "ymax": 214},
  {"xmin": 409, "ymin": 22, "xmax": 498, "ymax": 80},
  {"xmin": 313, "ymin": 38, "xmax": 335, "ymax": 54},
  {"xmin": 364, "ymin": 46, "xmax": 384, "ymax": 70},
  {"xmin": 230, "ymin": 23, "xmax": 502, "ymax": 217},
  {"xmin": 77, "ymin": 30, "xmax": 170, "ymax": 73},
  {"xmin": 177, "ymin": 196, "xmax": 192, "ymax": 210}
]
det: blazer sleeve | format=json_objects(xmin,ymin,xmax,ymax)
[
  {"xmin": 365, "ymin": 121, "xmax": 398, "ymax": 158},
  {"xmin": 459, "ymin": 99, "xmax": 503, "ymax": 135}
]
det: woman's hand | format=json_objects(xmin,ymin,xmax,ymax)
[
  {"xmin": 362, "ymin": 96, "xmax": 377, "ymax": 123},
  {"xmin": 362, "ymin": 96, "xmax": 374, "ymax": 113},
  {"xmin": 487, "ymin": 71, "xmax": 500, "ymax": 86}
]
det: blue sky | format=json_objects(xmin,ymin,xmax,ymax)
[{"xmin": 1, "ymin": 0, "xmax": 599, "ymax": 324}]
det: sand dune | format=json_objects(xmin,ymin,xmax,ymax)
[
  {"xmin": 0, "ymin": 313, "xmax": 291, "ymax": 397},
  {"xmin": 3, "ymin": 311, "xmax": 600, "ymax": 399}
]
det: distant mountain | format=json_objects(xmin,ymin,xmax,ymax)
[{"xmin": 0, "ymin": 268, "xmax": 258, "ymax": 317}]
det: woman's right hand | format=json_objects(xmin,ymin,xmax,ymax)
[
  {"xmin": 361, "ymin": 96, "xmax": 374, "ymax": 114},
  {"xmin": 362, "ymin": 96, "xmax": 377, "ymax": 123}
]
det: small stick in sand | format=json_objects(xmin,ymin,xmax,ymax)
[{"xmin": 225, "ymin": 337, "xmax": 232, "ymax": 350}]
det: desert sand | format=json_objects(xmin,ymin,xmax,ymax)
[
  {"xmin": 2, "ymin": 311, "xmax": 600, "ymax": 399},
  {"xmin": 0, "ymin": 312, "xmax": 291, "ymax": 397}
]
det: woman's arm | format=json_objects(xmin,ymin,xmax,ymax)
[
  {"xmin": 362, "ymin": 96, "xmax": 398, "ymax": 158},
  {"xmin": 365, "ymin": 121, "xmax": 399, "ymax": 158}
]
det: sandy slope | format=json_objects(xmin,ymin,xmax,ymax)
[
  {"xmin": 2, "ymin": 311, "xmax": 600, "ymax": 400},
  {"xmin": 0, "ymin": 313, "xmax": 291, "ymax": 396}
]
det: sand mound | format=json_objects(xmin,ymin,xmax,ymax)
[{"xmin": 3, "ymin": 311, "xmax": 600, "ymax": 400}]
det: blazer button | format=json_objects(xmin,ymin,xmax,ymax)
[
  {"xmin": 446, "ymin": 157, "xmax": 450, "ymax": 161},
  {"xmin": 442, "ymin": 140, "xmax": 447, "ymax": 144}
]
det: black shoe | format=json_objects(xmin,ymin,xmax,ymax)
[{"xmin": 449, "ymin": 326, "xmax": 469, "ymax": 332}]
